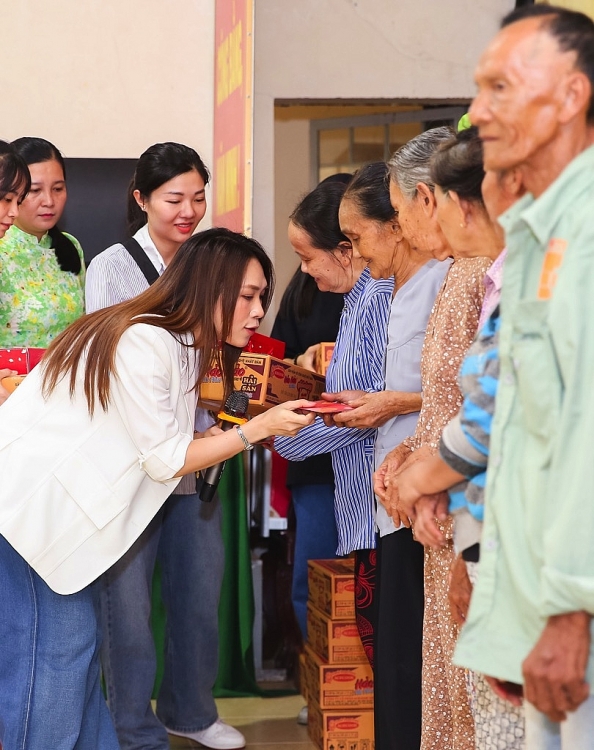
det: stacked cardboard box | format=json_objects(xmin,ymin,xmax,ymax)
[
  {"xmin": 304, "ymin": 559, "xmax": 374, "ymax": 750},
  {"xmin": 314, "ymin": 342, "xmax": 335, "ymax": 375},
  {"xmin": 199, "ymin": 352, "xmax": 326, "ymax": 415}
]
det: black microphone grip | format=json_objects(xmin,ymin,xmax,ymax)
[{"xmin": 199, "ymin": 391, "xmax": 250, "ymax": 502}]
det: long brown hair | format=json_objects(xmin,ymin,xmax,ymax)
[{"xmin": 41, "ymin": 227, "xmax": 275, "ymax": 413}]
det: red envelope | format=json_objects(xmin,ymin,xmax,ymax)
[{"xmin": 301, "ymin": 401, "xmax": 354, "ymax": 414}]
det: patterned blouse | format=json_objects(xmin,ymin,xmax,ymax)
[
  {"xmin": 0, "ymin": 225, "xmax": 86, "ymax": 347},
  {"xmin": 404, "ymin": 256, "xmax": 492, "ymax": 451},
  {"xmin": 405, "ymin": 255, "xmax": 492, "ymax": 750}
]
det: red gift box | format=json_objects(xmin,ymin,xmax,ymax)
[
  {"xmin": 243, "ymin": 333, "xmax": 285, "ymax": 359},
  {"xmin": 0, "ymin": 347, "xmax": 46, "ymax": 375}
]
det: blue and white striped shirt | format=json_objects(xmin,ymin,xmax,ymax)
[
  {"xmin": 85, "ymin": 225, "xmax": 165, "ymax": 313},
  {"xmin": 275, "ymin": 267, "xmax": 393, "ymax": 555}
]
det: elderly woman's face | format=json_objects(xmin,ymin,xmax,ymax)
[
  {"xmin": 389, "ymin": 179, "xmax": 451, "ymax": 261},
  {"xmin": 434, "ymin": 185, "xmax": 468, "ymax": 255},
  {"xmin": 338, "ymin": 198, "xmax": 397, "ymax": 280},
  {"xmin": 288, "ymin": 221, "xmax": 360, "ymax": 294}
]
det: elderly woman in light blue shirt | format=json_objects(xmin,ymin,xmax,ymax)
[{"xmin": 277, "ymin": 163, "xmax": 449, "ymax": 749}]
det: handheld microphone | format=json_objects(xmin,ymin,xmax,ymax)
[{"xmin": 199, "ymin": 390, "xmax": 250, "ymax": 502}]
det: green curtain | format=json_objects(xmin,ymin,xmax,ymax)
[{"xmin": 151, "ymin": 454, "xmax": 261, "ymax": 697}]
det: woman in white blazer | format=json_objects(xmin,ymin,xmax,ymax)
[{"xmin": 0, "ymin": 227, "xmax": 315, "ymax": 750}]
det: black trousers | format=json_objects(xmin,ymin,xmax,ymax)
[{"xmin": 374, "ymin": 528, "xmax": 425, "ymax": 750}]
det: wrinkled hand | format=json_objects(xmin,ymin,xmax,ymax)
[
  {"xmin": 411, "ymin": 494, "xmax": 449, "ymax": 547},
  {"xmin": 375, "ymin": 443, "xmax": 411, "ymax": 504},
  {"xmin": 0, "ymin": 369, "xmax": 17, "ymax": 406},
  {"xmin": 388, "ymin": 445, "xmax": 439, "ymax": 519},
  {"xmin": 522, "ymin": 611, "xmax": 591, "ymax": 722},
  {"xmin": 484, "ymin": 676, "xmax": 524, "ymax": 707},
  {"xmin": 333, "ymin": 391, "xmax": 404, "ymax": 429},
  {"xmin": 375, "ymin": 443, "xmax": 413, "ymax": 526},
  {"xmin": 318, "ymin": 390, "xmax": 365, "ymax": 427},
  {"xmin": 448, "ymin": 554, "xmax": 473, "ymax": 626}
]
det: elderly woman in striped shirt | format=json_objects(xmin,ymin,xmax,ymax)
[{"xmin": 274, "ymin": 173, "xmax": 393, "ymax": 667}]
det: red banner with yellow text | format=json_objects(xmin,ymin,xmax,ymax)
[{"xmin": 213, "ymin": 0, "xmax": 254, "ymax": 234}]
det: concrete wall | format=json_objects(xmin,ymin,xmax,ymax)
[
  {"xmin": 256, "ymin": 0, "xmax": 513, "ymax": 102},
  {"xmin": 253, "ymin": 0, "xmax": 515, "ymax": 321},
  {"xmin": 2, "ymin": 0, "xmax": 215, "ymax": 220}
]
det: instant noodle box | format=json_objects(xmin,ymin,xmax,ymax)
[
  {"xmin": 307, "ymin": 604, "xmax": 367, "ymax": 664},
  {"xmin": 308, "ymin": 558, "xmax": 356, "ymax": 621},
  {"xmin": 314, "ymin": 342, "xmax": 335, "ymax": 376},
  {"xmin": 307, "ymin": 702, "xmax": 374, "ymax": 750},
  {"xmin": 199, "ymin": 354, "xmax": 326, "ymax": 415},
  {"xmin": 303, "ymin": 645, "xmax": 373, "ymax": 710},
  {"xmin": 299, "ymin": 650, "xmax": 308, "ymax": 704}
]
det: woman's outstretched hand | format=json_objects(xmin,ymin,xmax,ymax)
[{"xmin": 244, "ymin": 399, "xmax": 316, "ymax": 442}]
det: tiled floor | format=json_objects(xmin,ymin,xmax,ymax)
[{"xmin": 168, "ymin": 694, "xmax": 317, "ymax": 749}]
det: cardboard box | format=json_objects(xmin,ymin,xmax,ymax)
[
  {"xmin": 199, "ymin": 353, "xmax": 325, "ymax": 415},
  {"xmin": 299, "ymin": 650, "xmax": 308, "ymax": 702},
  {"xmin": 304, "ymin": 645, "xmax": 373, "ymax": 710},
  {"xmin": 314, "ymin": 342, "xmax": 335, "ymax": 376},
  {"xmin": 308, "ymin": 701, "xmax": 374, "ymax": 750},
  {"xmin": 308, "ymin": 558, "xmax": 356, "ymax": 620},
  {"xmin": 307, "ymin": 604, "xmax": 367, "ymax": 664}
]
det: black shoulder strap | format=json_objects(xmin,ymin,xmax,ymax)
[{"xmin": 122, "ymin": 238, "xmax": 160, "ymax": 286}]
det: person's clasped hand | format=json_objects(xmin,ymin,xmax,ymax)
[
  {"xmin": 411, "ymin": 494, "xmax": 449, "ymax": 547},
  {"xmin": 374, "ymin": 443, "xmax": 413, "ymax": 527}
]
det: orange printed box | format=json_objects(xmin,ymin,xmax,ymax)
[
  {"xmin": 314, "ymin": 342, "xmax": 335, "ymax": 376},
  {"xmin": 308, "ymin": 701, "xmax": 374, "ymax": 750},
  {"xmin": 199, "ymin": 353, "xmax": 325, "ymax": 415},
  {"xmin": 307, "ymin": 604, "xmax": 367, "ymax": 664},
  {"xmin": 299, "ymin": 650, "xmax": 308, "ymax": 702},
  {"xmin": 308, "ymin": 558, "xmax": 356, "ymax": 620},
  {"xmin": 304, "ymin": 645, "xmax": 373, "ymax": 710}
]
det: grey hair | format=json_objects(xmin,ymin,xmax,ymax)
[{"xmin": 387, "ymin": 126, "xmax": 455, "ymax": 200}]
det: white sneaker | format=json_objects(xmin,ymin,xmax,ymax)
[
  {"xmin": 166, "ymin": 719, "xmax": 246, "ymax": 749},
  {"xmin": 297, "ymin": 705, "xmax": 308, "ymax": 725}
]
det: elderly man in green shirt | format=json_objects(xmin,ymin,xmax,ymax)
[{"xmin": 452, "ymin": 5, "xmax": 594, "ymax": 748}]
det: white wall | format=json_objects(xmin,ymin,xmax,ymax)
[
  {"xmin": 1, "ymin": 1, "xmax": 215, "ymax": 172},
  {"xmin": 256, "ymin": 0, "xmax": 513, "ymax": 101},
  {"xmin": 253, "ymin": 0, "xmax": 515, "ymax": 315}
]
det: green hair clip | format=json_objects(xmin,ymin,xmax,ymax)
[{"xmin": 457, "ymin": 113, "xmax": 472, "ymax": 132}]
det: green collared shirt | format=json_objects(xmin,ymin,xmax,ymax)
[{"xmin": 455, "ymin": 144, "xmax": 594, "ymax": 685}]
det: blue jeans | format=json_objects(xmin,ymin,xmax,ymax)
[
  {"xmin": 99, "ymin": 491, "xmax": 225, "ymax": 750},
  {"xmin": 525, "ymin": 696, "xmax": 594, "ymax": 750},
  {"xmin": 0, "ymin": 535, "xmax": 119, "ymax": 750},
  {"xmin": 291, "ymin": 483, "xmax": 338, "ymax": 637}
]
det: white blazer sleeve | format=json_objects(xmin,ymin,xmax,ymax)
[{"xmin": 109, "ymin": 324, "xmax": 193, "ymax": 482}]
